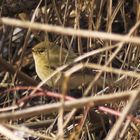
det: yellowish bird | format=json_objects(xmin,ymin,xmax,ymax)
[{"xmin": 32, "ymin": 41, "xmax": 104, "ymax": 89}]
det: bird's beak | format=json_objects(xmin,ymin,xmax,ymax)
[{"xmin": 32, "ymin": 48, "xmax": 35, "ymax": 53}]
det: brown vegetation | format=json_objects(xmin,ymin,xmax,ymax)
[{"xmin": 0, "ymin": 0, "xmax": 140, "ymax": 140}]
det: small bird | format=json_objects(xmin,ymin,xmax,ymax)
[{"xmin": 32, "ymin": 41, "xmax": 105, "ymax": 89}]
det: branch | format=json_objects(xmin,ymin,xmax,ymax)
[{"xmin": 0, "ymin": 56, "xmax": 38, "ymax": 86}]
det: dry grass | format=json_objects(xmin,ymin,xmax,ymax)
[{"xmin": 0, "ymin": 0, "xmax": 140, "ymax": 140}]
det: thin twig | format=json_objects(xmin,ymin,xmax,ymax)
[
  {"xmin": 0, "ymin": 90, "xmax": 132, "ymax": 122},
  {"xmin": 1, "ymin": 18, "xmax": 140, "ymax": 44}
]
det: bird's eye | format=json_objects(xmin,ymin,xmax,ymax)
[
  {"xmin": 37, "ymin": 48, "xmax": 45, "ymax": 54},
  {"xmin": 32, "ymin": 48, "xmax": 46, "ymax": 54},
  {"xmin": 38, "ymin": 50, "xmax": 44, "ymax": 53}
]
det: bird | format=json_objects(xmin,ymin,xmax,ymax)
[{"xmin": 32, "ymin": 41, "xmax": 106, "ymax": 90}]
